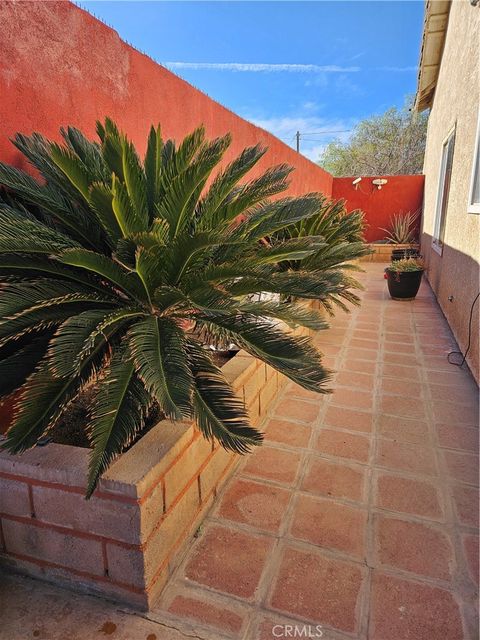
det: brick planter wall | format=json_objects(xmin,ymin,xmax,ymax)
[
  {"xmin": 0, "ymin": 350, "xmax": 291, "ymax": 609},
  {"xmin": 360, "ymin": 243, "xmax": 420, "ymax": 263}
]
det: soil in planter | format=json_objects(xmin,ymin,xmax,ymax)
[
  {"xmin": 49, "ymin": 392, "xmax": 165, "ymax": 450},
  {"xmin": 48, "ymin": 349, "xmax": 236, "ymax": 449}
]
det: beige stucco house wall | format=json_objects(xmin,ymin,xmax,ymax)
[{"xmin": 416, "ymin": 0, "xmax": 480, "ymax": 383}]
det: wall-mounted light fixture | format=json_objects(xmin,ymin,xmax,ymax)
[
  {"xmin": 352, "ymin": 177, "xmax": 362, "ymax": 190},
  {"xmin": 372, "ymin": 178, "xmax": 388, "ymax": 190}
]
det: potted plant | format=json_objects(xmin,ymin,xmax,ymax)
[
  {"xmin": 380, "ymin": 210, "xmax": 420, "ymax": 260},
  {"xmin": 384, "ymin": 258, "xmax": 424, "ymax": 300}
]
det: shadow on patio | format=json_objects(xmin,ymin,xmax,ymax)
[{"xmin": 0, "ymin": 263, "xmax": 478, "ymax": 640}]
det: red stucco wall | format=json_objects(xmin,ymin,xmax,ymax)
[
  {"xmin": 332, "ymin": 175, "xmax": 425, "ymax": 242},
  {"xmin": 0, "ymin": 2, "xmax": 426, "ymax": 244},
  {"xmin": 0, "ymin": 1, "xmax": 332, "ymax": 197}
]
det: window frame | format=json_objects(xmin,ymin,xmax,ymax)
[
  {"xmin": 468, "ymin": 110, "xmax": 480, "ymax": 215},
  {"xmin": 432, "ymin": 125, "xmax": 456, "ymax": 255}
]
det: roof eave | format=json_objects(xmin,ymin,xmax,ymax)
[{"xmin": 414, "ymin": 0, "xmax": 452, "ymax": 112}]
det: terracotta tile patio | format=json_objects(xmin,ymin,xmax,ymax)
[
  {"xmin": 151, "ymin": 263, "xmax": 479, "ymax": 639},
  {"xmin": 0, "ymin": 263, "xmax": 478, "ymax": 639}
]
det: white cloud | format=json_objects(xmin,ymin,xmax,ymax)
[
  {"xmin": 163, "ymin": 61, "xmax": 417, "ymax": 75},
  {"xmin": 163, "ymin": 62, "xmax": 360, "ymax": 73},
  {"xmin": 242, "ymin": 110, "xmax": 356, "ymax": 163},
  {"xmin": 375, "ymin": 66, "xmax": 418, "ymax": 72}
]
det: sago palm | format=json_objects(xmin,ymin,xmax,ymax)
[
  {"xmin": 274, "ymin": 198, "xmax": 370, "ymax": 314},
  {"xmin": 0, "ymin": 120, "xmax": 359, "ymax": 496}
]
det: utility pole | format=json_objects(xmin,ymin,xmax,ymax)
[{"xmin": 295, "ymin": 131, "xmax": 300, "ymax": 153}]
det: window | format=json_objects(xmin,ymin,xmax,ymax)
[
  {"xmin": 468, "ymin": 112, "xmax": 480, "ymax": 214},
  {"xmin": 433, "ymin": 127, "xmax": 456, "ymax": 254}
]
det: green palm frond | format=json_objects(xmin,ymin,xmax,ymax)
[
  {"xmin": 0, "ymin": 205, "xmax": 80, "ymax": 254},
  {"xmin": 86, "ymin": 354, "xmax": 150, "ymax": 497},
  {"xmin": 46, "ymin": 309, "xmax": 126, "ymax": 379},
  {"xmin": 128, "ymin": 316, "xmax": 193, "ymax": 419},
  {"xmin": 0, "ymin": 334, "xmax": 52, "ymax": 397},
  {"xmin": 188, "ymin": 340, "xmax": 262, "ymax": 453},
  {"xmin": 57, "ymin": 248, "xmax": 147, "ymax": 302},
  {"xmin": 238, "ymin": 300, "xmax": 328, "ymax": 330},
  {"xmin": 196, "ymin": 144, "xmax": 266, "ymax": 228},
  {"xmin": 121, "ymin": 137, "xmax": 149, "ymax": 230},
  {"xmin": 50, "ymin": 143, "xmax": 92, "ymax": 200},
  {"xmin": 144, "ymin": 124, "xmax": 163, "ymax": 217},
  {"xmin": 156, "ymin": 134, "xmax": 231, "ymax": 237},
  {"xmin": 197, "ymin": 314, "xmax": 331, "ymax": 392}
]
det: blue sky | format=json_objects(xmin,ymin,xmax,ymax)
[{"xmin": 80, "ymin": 1, "xmax": 424, "ymax": 162}]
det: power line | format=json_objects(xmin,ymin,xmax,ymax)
[
  {"xmin": 294, "ymin": 129, "xmax": 352, "ymax": 152},
  {"xmin": 301, "ymin": 130, "xmax": 351, "ymax": 135}
]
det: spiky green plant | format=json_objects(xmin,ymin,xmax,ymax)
[
  {"xmin": 380, "ymin": 210, "xmax": 419, "ymax": 245},
  {"xmin": 386, "ymin": 257, "xmax": 424, "ymax": 272},
  {"xmin": 0, "ymin": 120, "xmax": 363, "ymax": 496},
  {"xmin": 274, "ymin": 199, "xmax": 370, "ymax": 314}
]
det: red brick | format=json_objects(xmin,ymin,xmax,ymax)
[
  {"xmin": 301, "ymin": 456, "xmax": 365, "ymax": 502},
  {"xmin": 370, "ymin": 571, "xmax": 464, "ymax": 640},
  {"xmin": 425, "ymin": 368, "xmax": 471, "ymax": 387},
  {"xmin": 287, "ymin": 384, "xmax": 321, "ymax": 402},
  {"xmin": 343, "ymin": 358, "xmax": 377, "ymax": 374},
  {"xmin": 290, "ymin": 495, "xmax": 366, "ymax": 558},
  {"xmin": 379, "ymin": 395, "xmax": 426, "ymax": 420},
  {"xmin": 0, "ymin": 478, "xmax": 31, "ymax": 517},
  {"xmin": 217, "ymin": 478, "xmax": 291, "ymax": 533},
  {"xmin": 167, "ymin": 594, "xmax": 245, "ymax": 634},
  {"xmin": 375, "ymin": 515, "xmax": 453, "ymax": 580},
  {"xmin": 380, "ymin": 378, "xmax": 423, "ymax": 398},
  {"xmin": 354, "ymin": 329, "xmax": 381, "ymax": 341},
  {"xmin": 2, "ymin": 518, "xmax": 104, "ymax": 576},
  {"xmin": 377, "ymin": 415, "xmax": 429, "ymax": 444},
  {"xmin": 324, "ymin": 406, "xmax": 373, "ymax": 433},
  {"xmin": 437, "ymin": 424, "xmax": 479, "ymax": 452},
  {"xmin": 451, "ymin": 485, "xmax": 479, "ymax": 527},
  {"xmin": 330, "ymin": 387, "xmax": 374, "ymax": 411},
  {"xmin": 335, "ymin": 371, "xmax": 375, "ymax": 390},
  {"xmin": 432, "ymin": 399, "xmax": 479, "ymax": 426},
  {"xmin": 274, "ymin": 398, "xmax": 321, "ymax": 424},
  {"xmin": 383, "ymin": 352, "xmax": 420, "ymax": 367},
  {"xmin": 345, "ymin": 347, "xmax": 377, "ymax": 362},
  {"xmin": 382, "ymin": 363, "xmax": 420, "ymax": 381},
  {"xmin": 462, "ymin": 534, "xmax": 479, "ymax": 586},
  {"xmin": 316, "ymin": 429, "xmax": 370, "ymax": 463},
  {"xmin": 424, "ymin": 355, "xmax": 462, "ymax": 371},
  {"xmin": 355, "ymin": 321, "xmax": 380, "ymax": 332},
  {"xmin": 269, "ymin": 545, "xmax": 364, "ymax": 632},
  {"xmin": 319, "ymin": 343, "xmax": 341, "ymax": 356},
  {"xmin": 184, "ymin": 525, "xmax": 273, "ymax": 600},
  {"xmin": 428, "ymin": 382, "xmax": 478, "ymax": 405},
  {"xmin": 349, "ymin": 337, "xmax": 379, "ymax": 350},
  {"xmin": 376, "ymin": 440, "xmax": 436, "ymax": 475},
  {"xmin": 375, "ymin": 473, "xmax": 443, "ymax": 520},
  {"xmin": 264, "ymin": 418, "xmax": 311, "ymax": 448},
  {"xmin": 442, "ymin": 450, "xmax": 479, "ymax": 485},
  {"xmin": 243, "ymin": 446, "xmax": 301, "ymax": 486}
]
